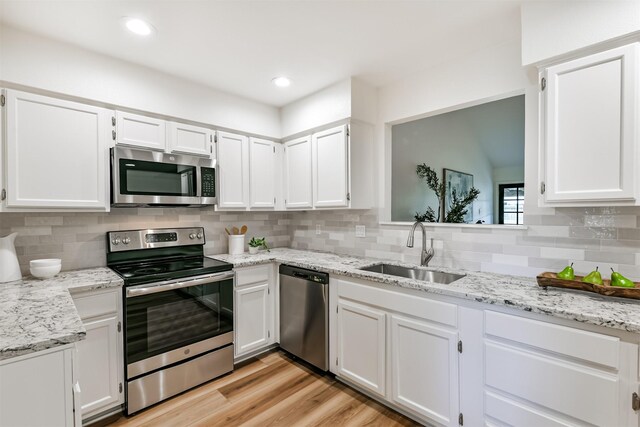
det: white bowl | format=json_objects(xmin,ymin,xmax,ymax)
[
  {"xmin": 30, "ymin": 264, "xmax": 62, "ymax": 279},
  {"xmin": 30, "ymin": 258, "xmax": 62, "ymax": 268}
]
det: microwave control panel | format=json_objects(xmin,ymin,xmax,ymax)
[{"xmin": 201, "ymin": 167, "xmax": 216, "ymax": 198}]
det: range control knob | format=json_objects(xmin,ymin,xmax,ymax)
[
  {"xmin": 196, "ymin": 233, "xmax": 203, "ymax": 239},
  {"xmin": 122, "ymin": 237, "xmax": 131, "ymax": 244},
  {"xmin": 189, "ymin": 233, "xmax": 196, "ymax": 239},
  {"xmin": 112, "ymin": 238, "xmax": 120, "ymax": 245}
]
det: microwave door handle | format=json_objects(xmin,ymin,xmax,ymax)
[{"xmin": 126, "ymin": 271, "xmax": 234, "ymax": 298}]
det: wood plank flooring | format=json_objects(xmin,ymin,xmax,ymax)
[{"xmin": 108, "ymin": 351, "xmax": 420, "ymax": 427}]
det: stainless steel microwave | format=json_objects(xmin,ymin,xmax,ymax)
[{"xmin": 111, "ymin": 147, "xmax": 216, "ymax": 207}]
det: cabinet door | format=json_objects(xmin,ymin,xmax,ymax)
[
  {"xmin": 116, "ymin": 111, "xmax": 166, "ymax": 151},
  {"xmin": 0, "ymin": 348, "xmax": 75, "ymax": 427},
  {"xmin": 75, "ymin": 314, "xmax": 122, "ymax": 418},
  {"xmin": 167, "ymin": 122, "xmax": 213, "ymax": 157},
  {"xmin": 336, "ymin": 299, "xmax": 385, "ymax": 397},
  {"xmin": 284, "ymin": 135, "xmax": 313, "ymax": 209},
  {"xmin": 249, "ymin": 138, "xmax": 276, "ymax": 208},
  {"xmin": 217, "ymin": 131, "xmax": 249, "ymax": 209},
  {"xmin": 544, "ymin": 43, "xmax": 638, "ymax": 203},
  {"xmin": 235, "ymin": 282, "xmax": 271, "ymax": 357},
  {"xmin": 312, "ymin": 125, "xmax": 349, "ymax": 208},
  {"xmin": 5, "ymin": 90, "xmax": 110, "ymax": 210},
  {"xmin": 390, "ymin": 315, "xmax": 459, "ymax": 426}
]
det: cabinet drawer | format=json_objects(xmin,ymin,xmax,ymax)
[
  {"xmin": 235, "ymin": 265, "xmax": 270, "ymax": 287},
  {"xmin": 337, "ymin": 278, "xmax": 457, "ymax": 327},
  {"xmin": 485, "ymin": 342, "xmax": 619, "ymax": 426},
  {"xmin": 485, "ymin": 391, "xmax": 575, "ymax": 427},
  {"xmin": 72, "ymin": 289, "xmax": 119, "ymax": 320},
  {"xmin": 485, "ymin": 311, "xmax": 619, "ymax": 369}
]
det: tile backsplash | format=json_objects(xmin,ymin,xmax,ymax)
[
  {"xmin": 2, "ymin": 206, "xmax": 640, "ymax": 280},
  {"xmin": 0, "ymin": 208, "xmax": 290, "ymax": 274},
  {"xmin": 289, "ymin": 207, "xmax": 640, "ymax": 280}
]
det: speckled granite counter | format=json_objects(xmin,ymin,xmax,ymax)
[
  {"xmin": 0, "ymin": 268, "xmax": 124, "ymax": 361},
  {"xmin": 214, "ymin": 248, "xmax": 640, "ymax": 334}
]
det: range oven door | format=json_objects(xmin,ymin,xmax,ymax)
[
  {"xmin": 124, "ymin": 271, "xmax": 233, "ymax": 380},
  {"xmin": 111, "ymin": 146, "xmax": 216, "ymax": 206}
]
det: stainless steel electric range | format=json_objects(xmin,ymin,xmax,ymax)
[{"xmin": 107, "ymin": 227, "xmax": 234, "ymax": 415}]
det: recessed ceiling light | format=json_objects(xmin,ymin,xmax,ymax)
[
  {"xmin": 125, "ymin": 18, "xmax": 154, "ymax": 36},
  {"xmin": 272, "ymin": 77, "xmax": 291, "ymax": 88}
]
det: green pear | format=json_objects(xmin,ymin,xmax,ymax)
[
  {"xmin": 582, "ymin": 267, "xmax": 603, "ymax": 286},
  {"xmin": 610, "ymin": 268, "xmax": 635, "ymax": 288},
  {"xmin": 557, "ymin": 263, "xmax": 575, "ymax": 280}
]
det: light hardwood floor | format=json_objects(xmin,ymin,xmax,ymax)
[{"xmin": 108, "ymin": 350, "xmax": 420, "ymax": 427}]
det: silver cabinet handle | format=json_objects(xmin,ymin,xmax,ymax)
[{"xmin": 126, "ymin": 271, "xmax": 234, "ymax": 298}]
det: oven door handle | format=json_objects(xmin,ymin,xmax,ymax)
[{"xmin": 125, "ymin": 271, "xmax": 234, "ymax": 298}]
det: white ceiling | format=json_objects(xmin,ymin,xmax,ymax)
[{"xmin": 0, "ymin": 1, "xmax": 522, "ymax": 107}]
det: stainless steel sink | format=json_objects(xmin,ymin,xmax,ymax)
[{"xmin": 359, "ymin": 263, "xmax": 465, "ymax": 284}]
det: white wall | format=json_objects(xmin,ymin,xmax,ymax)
[
  {"xmin": 280, "ymin": 79, "xmax": 351, "ymax": 138},
  {"xmin": 521, "ymin": 1, "xmax": 640, "ymax": 65},
  {"xmin": 0, "ymin": 25, "xmax": 281, "ymax": 138},
  {"xmin": 377, "ymin": 39, "xmax": 533, "ymax": 220}
]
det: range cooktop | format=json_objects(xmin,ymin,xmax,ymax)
[{"xmin": 111, "ymin": 256, "xmax": 233, "ymax": 286}]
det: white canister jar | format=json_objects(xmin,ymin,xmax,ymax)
[{"xmin": 228, "ymin": 235, "xmax": 245, "ymax": 255}]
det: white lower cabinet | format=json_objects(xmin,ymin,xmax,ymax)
[
  {"xmin": 336, "ymin": 299, "xmax": 386, "ymax": 397},
  {"xmin": 390, "ymin": 315, "xmax": 459, "ymax": 426},
  {"xmin": 0, "ymin": 346, "xmax": 77, "ymax": 427},
  {"xmin": 333, "ymin": 277, "xmax": 460, "ymax": 426},
  {"xmin": 71, "ymin": 288, "xmax": 124, "ymax": 421},
  {"xmin": 481, "ymin": 310, "xmax": 638, "ymax": 427},
  {"xmin": 332, "ymin": 276, "xmax": 640, "ymax": 427},
  {"xmin": 234, "ymin": 265, "xmax": 275, "ymax": 359}
]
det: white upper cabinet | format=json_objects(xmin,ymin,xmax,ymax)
[
  {"xmin": 284, "ymin": 135, "xmax": 313, "ymax": 209},
  {"xmin": 249, "ymin": 137, "xmax": 277, "ymax": 208},
  {"xmin": 167, "ymin": 122, "xmax": 213, "ymax": 157},
  {"xmin": 117, "ymin": 112, "xmax": 213, "ymax": 157},
  {"xmin": 4, "ymin": 89, "xmax": 111, "ymax": 210},
  {"xmin": 542, "ymin": 43, "xmax": 639, "ymax": 204},
  {"xmin": 116, "ymin": 111, "xmax": 166, "ymax": 151},
  {"xmin": 312, "ymin": 125, "xmax": 349, "ymax": 208},
  {"xmin": 217, "ymin": 131, "xmax": 249, "ymax": 209}
]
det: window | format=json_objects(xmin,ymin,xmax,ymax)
[{"xmin": 499, "ymin": 183, "xmax": 524, "ymax": 225}]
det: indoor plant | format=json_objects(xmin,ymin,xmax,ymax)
[{"xmin": 248, "ymin": 237, "xmax": 269, "ymax": 254}]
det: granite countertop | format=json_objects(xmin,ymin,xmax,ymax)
[
  {"xmin": 5, "ymin": 247, "xmax": 640, "ymax": 362},
  {"xmin": 0, "ymin": 268, "xmax": 124, "ymax": 361},
  {"xmin": 214, "ymin": 248, "xmax": 640, "ymax": 334}
]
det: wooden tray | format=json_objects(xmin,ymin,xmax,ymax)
[{"xmin": 537, "ymin": 272, "xmax": 640, "ymax": 300}]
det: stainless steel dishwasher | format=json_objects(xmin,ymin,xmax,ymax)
[{"xmin": 279, "ymin": 264, "xmax": 329, "ymax": 371}]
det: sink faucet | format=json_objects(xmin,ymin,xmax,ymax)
[{"xmin": 406, "ymin": 221, "xmax": 435, "ymax": 266}]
